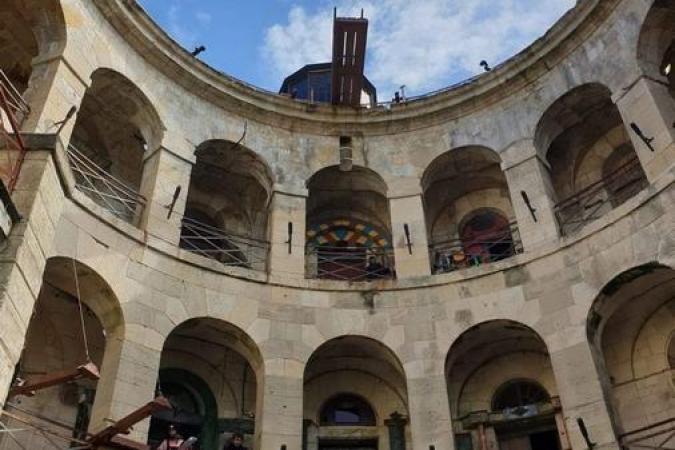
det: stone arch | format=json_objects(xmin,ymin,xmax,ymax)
[
  {"xmin": 1, "ymin": 257, "xmax": 125, "ymax": 450},
  {"xmin": 534, "ymin": 83, "xmax": 648, "ymax": 235},
  {"xmin": 306, "ymin": 166, "xmax": 394, "ymax": 281},
  {"xmin": 180, "ymin": 140, "xmax": 274, "ymax": 271},
  {"xmin": 304, "ymin": 335, "xmax": 410, "ymax": 450},
  {"xmin": 68, "ymin": 68, "xmax": 165, "ymax": 224},
  {"xmin": 587, "ymin": 263, "xmax": 675, "ymax": 441},
  {"xmin": 637, "ymin": 0, "xmax": 675, "ymax": 84},
  {"xmin": 0, "ymin": 0, "xmax": 66, "ymax": 94},
  {"xmin": 445, "ymin": 320, "xmax": 564, "ymax": 450},
  {"xmin": 153, "ymin": 317, "xmax": 264, "ymax": 449},
  {"xmin": 422, "ymin": 146, "xmax": 519, "ymax": 274}
]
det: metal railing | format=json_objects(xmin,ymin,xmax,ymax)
[
  {"xmin": 66, "ymin": 144, "xmax": 146, "ymax": 224},
  {"xmin": 0, "ymin": 69, "xmax": 30, "ymax": 192},
  {"xmin": 619, "ymin": 417, "xmax": 675, "ymax": 449},
  {"xmin": 179, "ymin": 216, "xmax": 269, "ymax": 271},
  {"xmin": 555, "ymin": 156, "xmax": 648, "ymax": 236},
  {"xmin": 429, "ymin": 223, "xmax": 523, "ymax": 275},
  {"xmin": 305, "ymin": 245, "xmax": 395, "ymax": 281}
]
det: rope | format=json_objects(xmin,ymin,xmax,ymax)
[{"xmin": 71, "ymin": 259, "xmax": 91, "ymax": 363}]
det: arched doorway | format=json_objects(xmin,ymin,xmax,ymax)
[
  {"xmin": 304, "ymin": 336, "xmax": 410, "ymax": 450},
  {"xmin": 180, "ymin": 140, "xmax": 273, "ymax": 271},
  {"xmin": 446, "ymin": 321, "xmax": 567, "ymax": 450},
  {"xmin": 306, "ymin": 167, "xmax": 394, "ymax": 281},
  {"xmin": 69, "ymin": 69, "xmax": 163, "ymax": 224},
  {"xmin": 150, "ymin": 318, "xmax": 263, "ymax": 450},
  {"xmin": 534, "ymin": 83, "xmax": 648, "ymax": 235},
  {"xmin": 422, "ymin": 146, "xmax": 520, "ymax": 274},
  {"xmin": 587, "ymin": 263, "xmax": 675, "ymax": 449},
  {"xmin": 0, "ymin": 257, "xmax": 124, "ymax": 450},
  {"xmin": 149, "ymin": 369, "xmax": 218, "ymax": 450}
]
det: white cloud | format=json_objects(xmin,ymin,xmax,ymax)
[{"xmin": 261, "ymin": 0, "xmax": 576, "ymax": 97}]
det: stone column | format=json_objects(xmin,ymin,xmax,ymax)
[
  {"xmin": 389, "ymin": 194, "xmax": 431, "ymax": 278},
  {"xmin": 385, "ymin": 412, "xmax": 408, "ymax": 450},
  {"xmin": 614, "ymin": 76, "xmax": 675, "ymax": 182},
  {"xmin": 0, "ymin": 138, "xmax": 67, "ymax": 409},
  {"xmin": 549, "ymin": 339, "xmax": 619, "ymax": 450},
  {"xmin": 502, "ymin": 141, "xmax": 560, "ymax": 251},
  {"xmin": 138, "ymin": 145, "xmax": 194, "ymax": 246},
  {"xmin": 267, "ymin": 189, "xmax": 307, "ymax": 283},
  {"xmin": 88, "ymin": 333, "xmax": 162, "ymax": 442},
  {"xmin": 406, "ymin": 367, "xmax": 455, "ymax": 450},
  {"xmin": 256, "ymin": 360, "xmax": 304, "ymax": 450},
  {"xmin": 22, "ymin": 56, "xmax": 87, "ymax": 142}
]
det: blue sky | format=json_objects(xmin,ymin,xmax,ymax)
[{"xmin": 138, "ymin": 0, "xmax": 575, "ymax": 98}]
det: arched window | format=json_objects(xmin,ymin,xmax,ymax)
[
  {"xmin": 320, "ymin": 395, "xmax": 376, "ymax": 426},
  {"xmin": 492, "ymin": 380, "xmax": 550, "ymax": 412}
]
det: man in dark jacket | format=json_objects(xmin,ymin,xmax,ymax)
[{"xmin": 223, "ymin": 432, "xmax": 247, "ymax": 450}]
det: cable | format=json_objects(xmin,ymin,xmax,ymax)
[{"xmin": 71, "ymin": 259, "xmax": 91, "ymax": 363}]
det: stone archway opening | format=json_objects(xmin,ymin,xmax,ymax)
[
  {"xmin": 422, "ymin": 146, "xmax": 520, "ymax": 275},
  {"xmin": 180, "ymin": 140, "xmax": 273, "ymax": 272},
  {"xmin": 0, "ymin": 257, "xmax": 124, "ymax": 450},
  {"xmin": 151, "ymin": 318, "xmax": 263, "ymax": 450},
  {"xmin": 304, "ymin": 336, "xmax": 410, "ymax": 450},
  {"xmin": 446, "ymin": 321, "xmax": 567, "ymax": 450},
  {"xmin": 534, "ymin": 83, "xmax": 648, "ymax": 235},
  {"xmin": 0, "ymin": 0, "xmax": 65, "ymax": 96},
  {"xmin": 587, "ymin": 263, "xmax": 675, "ymax": 448},
  {"xmin": 306, "ymin": 166, "xmax": 394, "ymax": 281},
  {"xmin": 68, "ymin": 69, "xmax": 164, "ymax": 225},
  {"xmin": 637, "ymin": 0, "xmax": 675, "ymax": 99}
]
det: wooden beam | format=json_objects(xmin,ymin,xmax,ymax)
[
  {"xmin": 9, "ymin": 362, "xmax": 100, "ymax": 397},
  {"xmin": 88, "ymin": 396, "xmax": 171, "ymax": 447}
]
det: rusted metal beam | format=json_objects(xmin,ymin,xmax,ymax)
[
  {"xmin": 9, "ymin": 362, "xmax": 100, "ymax": 397},
  {"xmin": 88, "ymin": 396, "xmax": 171, "ymax": 447}
]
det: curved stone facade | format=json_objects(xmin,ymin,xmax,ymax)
[{"xmin": 0, "ymin": 1, "xmax": 673, "ymax": 450}]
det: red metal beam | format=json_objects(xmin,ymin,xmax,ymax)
[
  {"xmin": 88, "ymin": 396, "xmax": 172, "ymax": 447},
  {"xmin": 9, "ymin": 362, "xmax": 100, "ymax": 397},
  {"xmin": 331, "ymin": 13, "xmax": 368, "ymax": 106}
]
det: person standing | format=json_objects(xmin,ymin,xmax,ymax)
[
  {"xmin": 223, "ymin": 432, "xmax": 247, "ymax": 450},
  {"xmin": 156, "ymin": 424, "xmax": 184, "ymax": 450}
]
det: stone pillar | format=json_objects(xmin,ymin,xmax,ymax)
[
  {"xmin": 502, "ymin": 141, "xmax": 560, "ymax": 251},
  {"xmin": 549, "ymin": 340, "xmax": 619, "ymax": 450},
  {"xmin": 267, "ymin": 189, "xmax": 307, "ymax": 282},
  {"xmin": 138, "ymin": 146, "xmax": 193, "ymax": 245},
  {"xmin": 406, "ymin": 368, "xmax": 455, "ymax": 450},
  {"xmin": 0, "ymin": 138, "xmax": 66, "ymax": 409},
  {"xmin": 389, "ymin": 194, "xmax": 431, "ymax": 278},
  {"xmin": 614, "ymin": 76, "xmax": 675, "ymax": 182},
  {"xmin": 256, "ymin": 361, "xmax": 304, "ymax": 450},
  {"xmin": 88, "ymin": 334, "xmax": 162, "ymax": 442},
  {"xmin": 23, "ymin": 56, "xmax": 87, "ymax": 142},
  {"xmin": 385, "ymin": 412, "xmax": 408, "ymax": 450}
]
